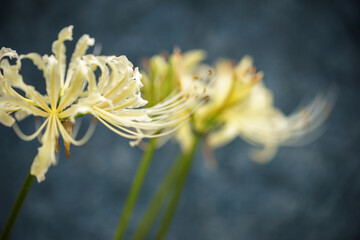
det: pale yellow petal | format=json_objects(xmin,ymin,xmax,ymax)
[
  {"xmin": 249, "ymin": 146, "xmax": 278, "ymax": 163},
  {"xmin": 51, "ymin": 25, "xmax": 73, "ymax": 86},
  {"xmin": 207, "ymin": 123, "xmax": 238, "ymax": 148},
  {"xmin": 0, "ymin": 47, "xmax": 20, "ymax": 68},
  {"xmin": 102, "ymin": 56, "xmax": 134, "ymax": 96},
  {"xmin": 57, "ymin": 60, "xmax": 87, "ymax": 111},
  {"xmin": 176, "ymin": 122, "xmax": 195, "ymax": 153},
  {"xmin": 182, "ymin": 50, "xmax": 206, "ymax": 73},
  {"xmin": 83, "ymin": 55, "xmax": 109, "ymax": 93},
  {"xmin": 64, "ymin": 34, "xmax": 95, "ymax": 90},
  {"xmin": 0, "ymin": 96, "xmax": 48, "ymax": 117},
  {"xmin": 30, "ymin": 115, "xmax": 57, "ymax": 182},
  {"xmin": 20, "ymin": 53, "xmax": 46, "ymax": 72},
  {"xmin": 1, "ymin": 51, "xmax": 50, "ymax": 111},
  {"xmin": 43, "ymin": 55, "xmax": 61, "ymax": 109}
]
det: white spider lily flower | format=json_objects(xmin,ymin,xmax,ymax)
[
  {"xmin": 141, "ymin": 49, "xmax": 207, "ymax": 106},
  {"xmin": 177, "ymin": 57, "xmax": 334, "ymax": 163},
  {"xmin": 0, "ymin": 26, "xmax": 202, "ymax": 182},
  {"xmin": 139, "ymin": 49, "xmax": 210, "ymax": 148}
]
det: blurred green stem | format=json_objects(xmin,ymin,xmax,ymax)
[
  {"xmin": 154, "ymin": 133, "xmax": 201, "ymax": 239},
  {"xmin": 131, "ymin": 133, "xmax": 202, "ymax": 240},
  {"xmin": 1, "ymin": 172, "xmax": 35, "ymax": 240},
  {"xmin": 113, "ymin": 138, "xmax": 157, "ymax": 240}
]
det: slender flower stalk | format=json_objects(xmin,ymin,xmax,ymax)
[
  {"xmin": 113, "ymin": 138, "xmax": 157, "ymax": 240},
  {"xmin": 130, "ymin": 153, "xmax": 185, "ymax": 240},
  {"xmin": 0, "ymin": 173, "xmax": 35, "ymax": 240},
  {"xmin": 154, "ymin": 132, "xmax": 201, "ymax": 240},
  {"xmin": 130, "ymin": 133, "xmax": 201, "ymax": 240}
]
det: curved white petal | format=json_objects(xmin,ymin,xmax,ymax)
[
  {"xmin": 30, "ymin": 115, "xmax": 57, "ymax": 182},
  {"xmin": 52, "ymin": 25, "xmax": 73, "ymax": 86},
  {"xmin": 64, "ymin": 34, "xmax": 95, "ymax": 90},
  {"xmin": 57, "ymin": 60, "xmax": 87, "ymax": 111},
  {"xmin": 43, "ymin": 55, "xmax": 61, "ymax": 109}
]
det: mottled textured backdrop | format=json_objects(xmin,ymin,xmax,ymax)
[{"xmin": 0, "ymin": 0, "xmax": 359, "ymax": 239}]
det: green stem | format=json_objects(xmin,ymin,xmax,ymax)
[
  {"xmin": 113, "ymin": 138, "xmax": 157, "ymax": 240},
  {"xmin": 1, "ymin": 172, "xmax": 35, "ymax": 240},
  {"xmin": 130, "ymin": 155, "xmax": 181, "ymax": 240},
  {"xmin": 131, "ymin": 133, "xmax": 202, "ymax": 240},
  {"xmin": 154, "ymin": 133, "xmax": 201, "ymax": 240}
]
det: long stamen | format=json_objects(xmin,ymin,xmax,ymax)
[
  {"xmin": 56, "ymin": 117, "xmax": 97, "ymax": 147},
  {"xmin": 12, "ymin": 118, "xmax": 49, "ymax": 141}
]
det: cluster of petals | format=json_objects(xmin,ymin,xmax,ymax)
[
  {"xmin": 176, "ymin": 55, "xmax": 334, "ymax": 162},
  {"xmin": 0, "ymin": 26, "xmax": 205, "ymax": 182},
  {"xmin": 140, "ymin": 50, "xmax": 212, "ymax": 147}
]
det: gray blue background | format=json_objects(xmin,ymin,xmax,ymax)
[{"xmin": 0, "ymin": 0, "xmax": 359, "ymax": 239}]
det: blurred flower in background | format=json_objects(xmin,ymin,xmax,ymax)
[
  {"xmin": 141, "ymin": 49, "xmax": 206, "ymax": 107},
  {"xmin": 0, "ymin": 0, "xmax": 358, "ymax": 239},
  {"xmin": 142, "ymin": 50, "xmax": 334, "ymax": 164},
  {"xmin": 179, "ymin": 56, "xmax": 335, "ymax": 163},
  {"xmin": 129, "ymin": 50, "xmax": 334, "ymax": 239}
]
